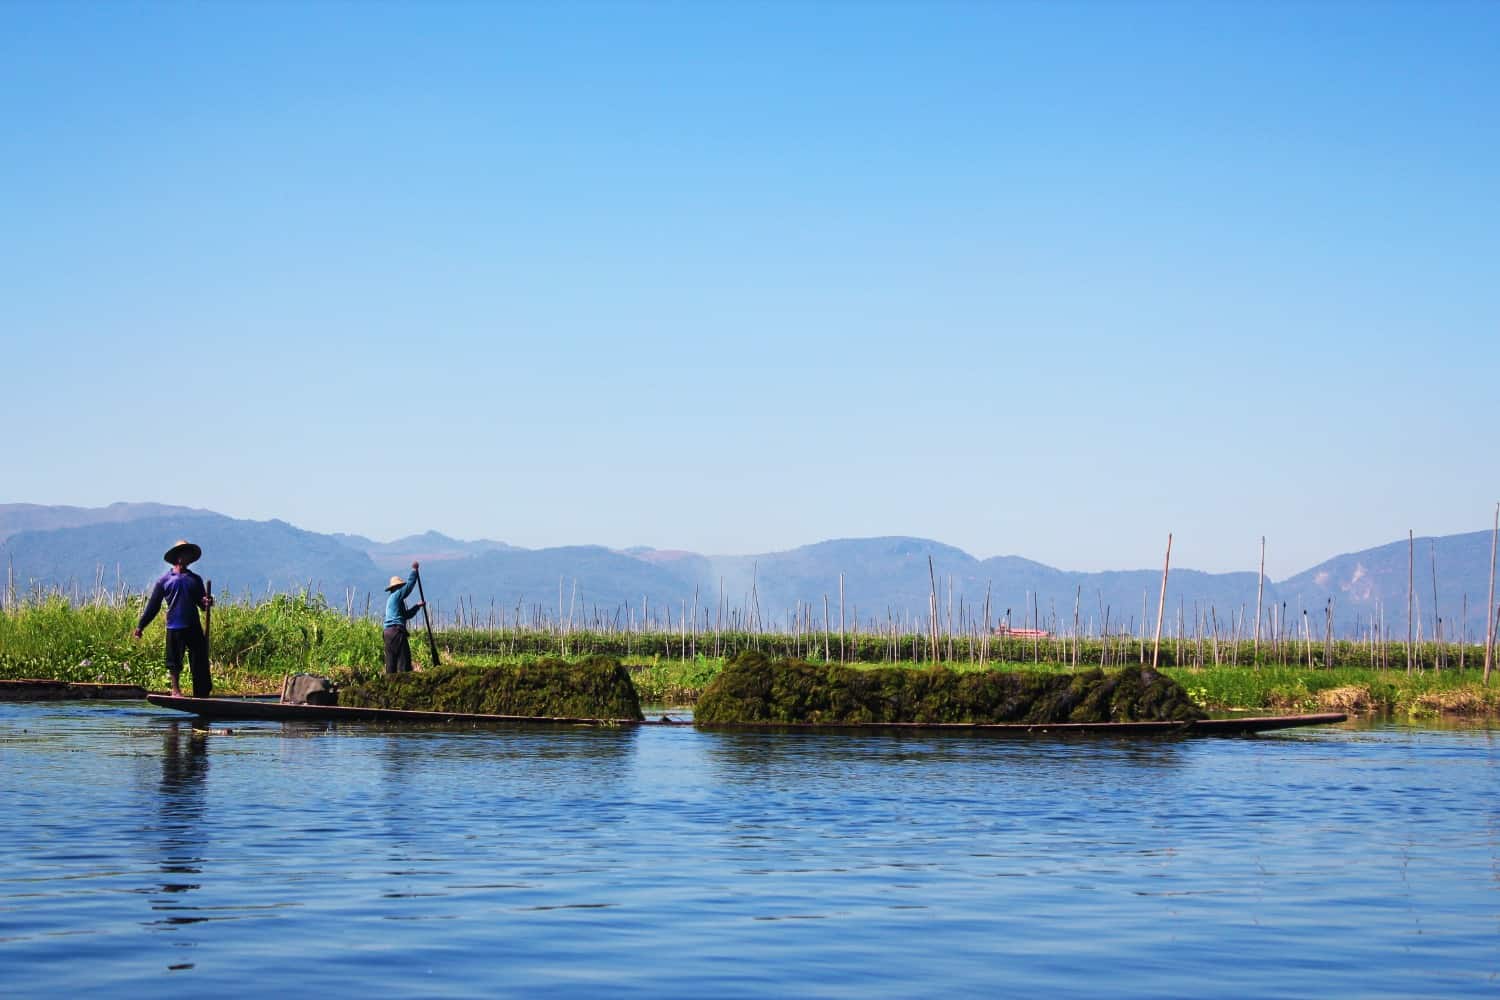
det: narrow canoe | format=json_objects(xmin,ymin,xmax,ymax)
[
  {"xmin": 144, "ymin": 694, "xmax": 1345, "ymax": 734},
  {"xmin": 2, "ymin": 679, "xmax": 148, "ymax": 701},
  {"xmin": 144, "ymin": 693, "xmax": 654, "ymax": 726},
  {"xmin": 696, "ymin": 713, "xmax": 1349, "ymax": 735}
]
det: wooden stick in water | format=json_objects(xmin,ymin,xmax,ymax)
[
  {"xmin": 415, "ymin": 568, "xmax": 440, "ymax": 667},
  {"xmin": 1152, "ymin": 533, "xmax": 1171, "ymax": 670},
  {"xmin": 1486, "ymin": 503, "xmax": 1497, "ymax": 685}
]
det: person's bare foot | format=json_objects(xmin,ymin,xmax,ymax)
[{"xmin": 170, "ymin": 686, "xmax": 183, "ymax": 697}]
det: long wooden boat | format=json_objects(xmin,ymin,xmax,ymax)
[
  {"xmin": 3, "ymin": 678, "xmax": 148, "ymax": 701},
  {"xmin": 697, "ymin": 713, "xmax": 1349, "ymax": 735},
  {"xmin": 144, "ymin": 694, "xmax": 1345, "ymax": 735},
  {"xmin": 144, "ymin": 693, "xmax": 657, "ymax": 726}
]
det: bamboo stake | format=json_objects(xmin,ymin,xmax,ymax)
[
  {"xmin": 1407, "ymin": 530, "xmax": 1414, "ymax": 675},
  {"xmin": 947, "ymin": 575, "xmax": 954, "ymax": 663},
  {"xmin": 1324, "ymin": 598, "xmax": 1333, "ymax": 669},
  {"xmin": 1254, "ymin": 536, "xmax": 1265, "ymax": 667},
  {"xmin": 1152, "ymin": 533, "xmax": 1171, "ymax": 669},
  {"xmin": 1430, "ymin": 541, "xmax": 1441, "ymax": 671},
  {"xmin": 1460, "ymin": 593, "xmax": 1466, "ymax": 672},
  {"xmin": 1486, "ymin": 503, "xmax": 1497, "ymax": 685},
  {"xmin": 927, "ymin": 556, "xmax": 939, "ymax": 663},
  {"xmin": 1072, "ymin": 585, "xmax": 1080, "ymax": 670},
  {"xmin": 823, "ymin": 594, "xmax": 830, "ymax": 661}
]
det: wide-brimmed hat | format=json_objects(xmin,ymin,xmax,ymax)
[
  {"xmin": 386, "ymin": 575, "xmax": 406, "ymax": 592},
  {"xmin": 163, "ymin": 540, "xmax": 202, "ymax": 565}
]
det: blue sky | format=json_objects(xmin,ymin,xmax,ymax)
[{"xmin": 3, "ymin": 1, "xmax": 1496, "ymax": 578}]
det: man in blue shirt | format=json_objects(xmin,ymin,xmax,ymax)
[
  {"xmin": 383, "ymin": 561, "xmax": 426, "ymax": 674},
  {"xmin": 133, "ymin": 539, "xmax": 215, "ymax": 697}
]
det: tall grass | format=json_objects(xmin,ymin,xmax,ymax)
[
  {"xmin": 3, "ymin": 591, "xmax": 1497, "ymax": 715},
  {"xmin": 0, "ymin": 591, "xmax": 380, "ymax": 691}
]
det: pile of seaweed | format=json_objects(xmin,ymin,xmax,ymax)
[
  {"xmin": 341, "ymin": 655, "xmax": 644, "ymax": 721},
  {"xmin": 694, "ymin": 652, "xmax": 1206, "ymax": 726}
]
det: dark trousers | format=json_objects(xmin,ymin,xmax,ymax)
[
  {"xmin": 165, "ymin": 625, "xmax": 212, "ymax": 697},
  {"xmin": 383, "ymin": 625, "xmax": 412, "ymax": 674}
]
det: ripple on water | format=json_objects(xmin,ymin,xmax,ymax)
[{"xmin": 1, "ymin": 703, "xmax": 1498, "ymax": 997}]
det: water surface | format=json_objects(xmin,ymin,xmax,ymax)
[{"xmin": 2, "ymin": 702, "xmax": 1497, "ymax": 997}]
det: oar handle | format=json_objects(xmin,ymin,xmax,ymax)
[
  {"xmin": 414, "ymin": 568, "xmax": 440, "ymax": 667},
  {"xmin": 205, "ymin": 579, "xmax": 213, "ymax": 653}
]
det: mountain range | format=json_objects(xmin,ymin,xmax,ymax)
[{"xmin": 2, "ymin": 502, "xmax": 1496, "ymax": 641}]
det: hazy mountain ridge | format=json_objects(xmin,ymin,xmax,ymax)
[
  {"xmin": 2, "ymin": 504, "xmax": 1495, "ymax": 637},
  {"xmin": 0, "ymin": 502, "xmax": 213, "ymax": 542},
  {"xmin": 332, "ymin": 530, "xmax": 515, "ymax": 573},
  {"xmin": 1278, "ymin": 531, "xmax": 1498, "ymax": 642},
  {"xmin": 2, "ymin": 514, "xmax": 381, "ymax": 604}
]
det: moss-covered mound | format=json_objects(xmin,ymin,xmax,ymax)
[
  {"xmin": 694, "ymin": 652, "xmax": 1206, "ymax": 726},
  {"xmin": 341, "ymin": 655, "xmax": 644, "ymax": 721}
]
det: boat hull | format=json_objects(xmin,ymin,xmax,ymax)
[
  {"xmin": 144, "ymin": 694, "xmax": 1344, "ymax": 734},
  {"xmin": 696, "ymin": 713, "xmax": 1348, "ymax": 735},
  {"xmin": 145, "ymin": 693, "xmax": 647, "ymax": 725},
  {"xmin": 3, "ymin": 679, "xmax": 148, "ymax": 701}
]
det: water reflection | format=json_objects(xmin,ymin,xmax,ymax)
[
  {"xmin": 155, "ymin": 720, "xmax": 209, "ymax": 896},
  {"xmin": 701, "ymin": 729, "xmax": 1191, "ymax": 781},
  {"xmin": 6, "ymin": 702, "xmax": 1494, "ymax": 998},
  {"xmin": 149, "ymin": 719, "xmax": 212, "ymax": 960}
]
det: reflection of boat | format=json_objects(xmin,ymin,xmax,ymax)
[{"xmin": 145, "ymin": 694, "xmax": 1344, "ymax": 735}]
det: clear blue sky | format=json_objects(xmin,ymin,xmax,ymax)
[{"xmin": 3, "ymin": 1, "xmax": 1496, "ymax": 579}]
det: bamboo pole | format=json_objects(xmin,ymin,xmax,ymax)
[
  {"xmin": 1430, "ymin": 541, "xmax": 1441, "ymax": 671},
  {"xmin": 1407, "ymin": 530, "xmax": 1414, "ymax": 675},
  {"xmin": 927, "ymin": 556, "xmax": 939, "ymax": 663},
  {"xmin": 982, "ymin": 581, "xmax": 992, "ymax": 667},
  {"xmin": 1152, "ymin": 533, "xmax": 1171, "ymax": 669},
  {"xmin": 1486, "ymin": 503, "xmax": 1497, "ymax": 685},
  {"xmin": 823, "ymin": 594, "xmax": 830, "ymax": 662},
  {"xmin": 1324, "ymin": 598, "xmax": 1333, "ymax": 669},
  {"xmin": 1072, "ymin": 585, "xmax": 1080, "ymax": 670},
  {"xmin": 947, "ymin": 575, "xmax": 954, "ymax": 663},
  {"xmin": 1460, "ymin": 593, "xmax": 1466, "ymax": 672},
  {"xmin": 1254, "ymin": 536, "xmax": 1265, "ymax": 667}
]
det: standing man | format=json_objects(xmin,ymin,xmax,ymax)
[
  {"xmin": 383, "ymin": 561, "xmax": 425, "ymax": 674},
  {"xmin": 133, "ymin": 539, "xmax": 215, "ymax": 698}
]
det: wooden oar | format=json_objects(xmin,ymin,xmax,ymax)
[
  {"xmin": 204, "ymin": 579, "xmax": 213, "ymax": 655},
  {"xmin": 414, "ymin": 568, "xmax": 440, "ymax": 667}
]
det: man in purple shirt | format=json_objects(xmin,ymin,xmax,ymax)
[{"xmin": 133, "ymin": 539, "xmax": 215, "ymax": 697}]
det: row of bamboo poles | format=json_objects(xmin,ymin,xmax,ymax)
[{"xmin": 7, "ymin": 508, "xmax": 1498, "ymax": 680}]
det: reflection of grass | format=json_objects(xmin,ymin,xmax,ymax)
[{"xmin": 4, "ymin": 596, "xmax": 1499, "ymax": 716}]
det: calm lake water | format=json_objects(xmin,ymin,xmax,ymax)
[{"xmin": 2, "ymin": 701, "xmax": 1497, "ymax": 998}]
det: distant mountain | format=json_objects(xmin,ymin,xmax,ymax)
[
  {"xmin": 0, "ymin": 502, "xmax": 213, "ymax": 542},
  {"xmin": 2, "ymin": 503, "xmax": 1495, "ymax": 639},
  {"xmin": 432, "ymin": 546, "xmax": 709, "ymax": 626},
  {"xmin": 332, "ymin": 530, "xmax": 514, "ymax": 573},
  {"xmin": 1, "ymin": 513, "xmax": 379, "ymax": 604},
  {"xmin": 1278, "ymin": 531, "xmax": 1498, "ymax": 642},
  {"xmin": 656, "ymin": 537, "xmax": 1267, "ymax": 636}
]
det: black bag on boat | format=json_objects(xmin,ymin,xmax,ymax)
[{"xmin": 281, "ymin": 673, "xmax": 338, "ymax": 706}]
